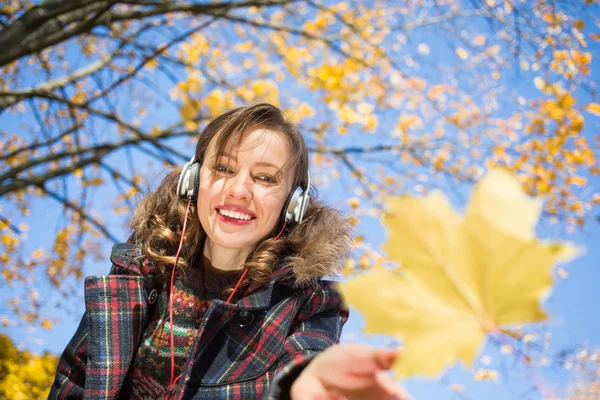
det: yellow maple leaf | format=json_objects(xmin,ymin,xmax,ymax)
[{"xmin": 341, "ymin": 168, "xmax": 579, "ymax": 378}]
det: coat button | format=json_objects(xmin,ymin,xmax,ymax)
[
  {"xmin": 237, "ymin": 310, "xmax": 254, "ymax": 327},
  {"xmin": 148, "ymin": 289, "xmax": 158, "ymax": 304}
]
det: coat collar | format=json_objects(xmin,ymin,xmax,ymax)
[
  {"xmin": 110, "ymin": 242, "xmax": 164, "ymax": 289},
  {"xmin": 128, "ymin": 201, "xmax": 353, "ymax": 286},
  {"xmin": 236, "ymin": 264, "xmax": 293, "ymax": 310}
]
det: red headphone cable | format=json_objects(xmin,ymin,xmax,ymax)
[
  {"xmin": 166, "ymin": 198, "xmax": 192, "ymax": 399},
  {"xmin": 274, "ymin": 221, "xmax": 287, "ymax": 241}
]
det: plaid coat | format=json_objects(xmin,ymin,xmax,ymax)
[{"xmin": 49, "ymin": 238, "xmax": 349, "ymax": 399}]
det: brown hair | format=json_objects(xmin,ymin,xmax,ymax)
[{"xmin": 129, "ymin": 103, "xmax": 313, "ymax": 297}]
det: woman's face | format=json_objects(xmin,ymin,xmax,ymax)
[{"xmin": 197, "ymin": 127, "xmax": 294, "ymax": 251}]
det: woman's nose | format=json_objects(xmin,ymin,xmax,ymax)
[{"xmin": 226, "ymin": 173, "xmax": 253, "ymax": 200}]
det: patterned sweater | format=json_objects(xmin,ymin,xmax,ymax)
[{"xmin": 127, "ymin": 257, "xmax": 242, "ymax": 400}]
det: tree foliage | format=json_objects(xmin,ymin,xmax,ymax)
[
  {"xmin": 566, "ymin": 347, "xmax": 600, "ymax": 399},
  {"xmin": 0, "ymin": 333, "xmax": 57, "ymax": 400},
  {"xmin": 0, "ymin": 0, "xmax": 598, "ymax": 331}
]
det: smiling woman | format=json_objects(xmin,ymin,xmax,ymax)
[
  {"xmin": 47, "ymin": 103, "xmax": 409, "ymax": 400},
  {"xmin": 198, "ymin": 127, "xmax": 295, "ymax": 262}
]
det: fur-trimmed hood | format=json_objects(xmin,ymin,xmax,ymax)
[
  {"xmin": 119, "ymin": 200, "xmax": 353, "ymax": 288},
  {"xmin": 282, "ymin": 201, "xmax": 353, "ymax": 285}
]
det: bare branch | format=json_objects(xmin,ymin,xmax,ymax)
[
  {"xmin": 0, "ymin": 215, "xmax": 22, "ymax": 235},
  {"xmin": 335, "ymin": 153, "xmax": 379, "ymax": 205},
  {"xmin": 40, "ymin": 184, "xmax": 120, "ymax": 242},
  {"xmin": 0, "ymin": 128, "xmax": 193, "ymax": 197},
  {"xmin": 0, "ymin": 121, "xmax": 84, "ymax": 163},
  {"xmin": 0, "ymin": 0, "xmax": 297, "ymax": 67},
  {"xmin": 85, "ymin": 17, "xmax": 217, "ymax": 106},
  {"xmin": 0, "ymin": 0, "xmax": 118, "ymax": 67},
  {"xmin": 99, "ymin": 162, "xmax": 142, "ymax": 192},
  {"xmin": 0, "ymin": 52, "xmax": 114, "ymax": 111},
  {"xmin": 108, "ymin": 0, "xmax": 295, "ymax": 22}
]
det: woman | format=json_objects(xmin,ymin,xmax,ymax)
[{"xmin": 49, "ymin": 104, "xmax": 407, "ymax": 400}]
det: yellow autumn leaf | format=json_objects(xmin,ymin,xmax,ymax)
[
  {"xmin": 472, "ymin": 35, "xmax": 486, "ymax": 46},
  {"xmin": 456, "ymin": 47, "xmax": 469, "ymax": 60},
  {"xmin": 234, "ymin": 40, "xmax": 254, "ymax": 52},
  {"xmin": 72, "ymin": 90, "xmax": 86, "ymax": 104},
  {"xmin": 0, "ymin": 334, "xmax": 58, "ymax": 399},
  {"xmin": 341, "ymin": 168, "xmax": 579, "ymax": 378},
  {"xmin": 145, "ymin": 58, "xmax": 158, "ymax": 71},
  {"xmin": 364, "ymin": 114, "xmax": 378, "ymax": 132},
  {"xmin": 291, "ymin": 103, "xmax": 314, "ymax": 122},
  {"xmin": 339, "ymin": 105, "xmax": 359, "ymax": 124},
  {"xmin": 573, "ymin": 19, "xmax": 585, "ymax": 30},
  {"xmin": 41, "ymin": 317, "xmax": 53, "ymax": 330},
  {"xmin": 251, "ymin": 80, "xmax": 279, "ymax": 104},
  {"xmin": 584, "ymin": 102, "xmax": 600, "ymax": 116},
  {"xmin": 417, "ymin": 43, "xmax": 430, "ymax": 55},
  {"xmin": 180, "ymin": 98, "xmax": 200, "ymax": 121},
  {"xmin": 566, "ymin": 176, "xmax": 587, "ymax": 187},
  {"xmin": 203, "ymin": 88, "xmax": 236, "ymax": 117},
  {"xmin": 82, "ymin": 177, "xmax": 104, "ymax": 187}
]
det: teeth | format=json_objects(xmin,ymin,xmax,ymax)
[{"xmin": 219, "ymin": 209, "xmax": 253, "ymax": 221}]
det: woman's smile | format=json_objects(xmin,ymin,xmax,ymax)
[{"xmin": 216, "ymin": 205, "xmax": 257, "ymax": 225}]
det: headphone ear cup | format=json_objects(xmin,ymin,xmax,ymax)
[
  {"xmin": 189, "ymin": 163, "xmax": 200, "ymax": 202},
  {"xmin": 283, "ymin": 186, "xmax": 311, "ymax": 224},
  {"xmin": 177, "ymin": 162, "xmax": 192, "ymax": 199},
  {"xmin": 283, "ymin": 186, "xmax": 302, "ymax": 224},
  {"xmin": 177, "ymin": 160, "xmax": 200, "ymax": 200},
  {"xmin": 297, "ymin": 193, "xmax": 310, "ymax": 223}
]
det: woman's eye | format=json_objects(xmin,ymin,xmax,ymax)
[
  {"xmin": 214, "ymin": 165, "xmax": 232, "ymax": 174},
  {"xmin": 257, "ymin": 175, "xmax": 276, "ymax": 183}
]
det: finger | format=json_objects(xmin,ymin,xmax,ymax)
[
  {"xmin": 343, "ymin": 347, "xmax": 399, "ymax": 376},
  {"xmin": 372, "ymin": 348, "xmax": 399, "ymax": 370},
  {"xmin": 292, "ymin": 374, "xmax": 332, "ymax": 400},
  {"xmin": 374, "ymin": 371, "xmax": 413, "ymax": 400},
  {"xmin": 338, "ymin": 344, "xmax": 390, "ymax": 371}
]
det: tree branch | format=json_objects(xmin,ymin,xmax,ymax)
[
  {"xmin": 0, "ymin": 52, "xmax": 115, "ymax": 111},
  {"xmin": 108, "ymin": 0, "xmax": 295, "ymax": 22},
  {"xmin": 0, "ymin": 0, "xmax": 118, "ymax": 67},
  {"xmin": 0, "ymin": 0, "xmax": 297, "ymax": 67},
  {"xmin": 0, "ymin": 215, "xmax": 22, "ymax": 235},
  {"xmin": 0, "ymin": 128, "xmax": 193, "ymax": 196},
  {"xmin": 40, "ymin": 184, "xmax": 120, "ymax": 243}
]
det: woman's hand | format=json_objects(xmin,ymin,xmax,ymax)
[{"xmin": 290, "ymin": 343, "xmax": 411, "ymax": 400}]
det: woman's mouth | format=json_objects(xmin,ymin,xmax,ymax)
[{"xmin": 216, "ymin": 208, "xmax": 256, "ymax": 225}]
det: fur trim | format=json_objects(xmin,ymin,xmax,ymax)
[{"xmin": 284, "ymin": 201, "xmax": 353, "ymax": 285}]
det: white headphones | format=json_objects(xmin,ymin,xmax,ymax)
[{"xmin": 177, "ymin": 155, "xmax": 311, "ymax": 224}]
